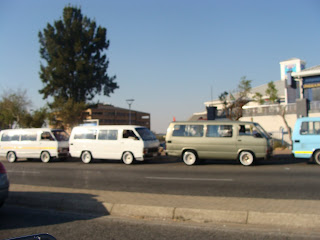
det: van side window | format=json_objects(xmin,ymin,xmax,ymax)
[
  {"xmin": 74, "ymin": 129, "xmax": 97, "ymax": 140},
  {"xmin": 21, "ymin": 133, "xmax": 37, "ymax": 141},
  {"xmin": 98, "ymin": 130, "xmax": 118, "ymax": 140},
  {"xmin": 206, "ymin": 125, "xmax": 233, "ymax": 138},
  {"xmin": 238, "ymin": 124, "xmax": 256, "ymax": 136},
  {"xmin": 300, "ymin": 121, "xmax": 320, "ymax": 135},
  {"xmin": 41, "ymin": 132, "xmax": 54, "ymax": 141},
  {"xmin": 1, "ymin": 133, "xmax": 19, "ymax": 141},
  {"xmin": 123, "ymin": 130, "xmax": 138, "ymax": 139},
  {"xmin": 172, "ymin": 125, "xmax": 203, "ymax": 137}
]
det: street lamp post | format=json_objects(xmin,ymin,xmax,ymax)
[{"xmin": 126, "ymin": 99, "xmax": 134, "ymax": 124}]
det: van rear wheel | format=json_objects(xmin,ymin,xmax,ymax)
[
  {"xmin": 40, "ymin": 151, "xmax": 51, "ymax": 163},
  {"xmin": 81, "ymin": 151, "xmax": 92, "ymax": 164},
  {"xmin": 182, "ymin": 150, "xmax": 198, "ymax": 166},
  {"xmin": 7, "ymin": 151, "xmax": 17, "ymax": 163},
  {"xmin": 239, "ymin": 151, "xmax": 254, "ymax": 166},
  {"xmin": 313, "ymin": 150, "xmax": 320, "ymax": 165}
]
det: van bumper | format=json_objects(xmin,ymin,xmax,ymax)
[
  {"xmin": 138, "ymin": 147, "xmax": 159, "ymax": 161},
  {"xmin": 58, "ymin": 148, "xmax": 69, "ymax": 158}
]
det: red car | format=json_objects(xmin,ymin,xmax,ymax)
[{"xmin": 0, "ymin": 162, "xmax": 9, "ymax": 207}]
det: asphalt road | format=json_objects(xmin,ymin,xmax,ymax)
[
  {"xmin": 1, "ymin": 205, "xmax": 319, "ymax": 240},
  {"xmin": 2, "ymin": 155, "xmax": 320, "ymax": 200}
]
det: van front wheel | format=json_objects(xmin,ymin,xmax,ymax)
[
  {"xmin": 122, "ymin": 152, "xmax": 135, "ymax": 165},
  {"xmin": 40, "ymin": 151, "xmax": 51, "ymax": 163},
  {"xmin": 81, "ymin": 151, "xmax": 92, "ymax": 164},
  {"xmin": 313, "ymin": 150, "xmax": 320, "ymax": 165},
  {"xmin": 239, "ymin": 151, "xmax": 254, "ymax": 166},
  {"xmin": 182, "ymin": 150, "xmax": 198, "ymax": 166}
]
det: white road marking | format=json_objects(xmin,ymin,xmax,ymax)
[
  {"xmin": 145, "ymin": 176, "xmax": 233, "ymax": 182},
  {"xmin": 7, "ymin": 170, "xmax": 41, "ymax": 174}
]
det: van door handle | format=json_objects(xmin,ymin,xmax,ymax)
[
  {"xmin": 167, "ymin": 141, "xmax": 172, "ymax": 143},
  {"xmin": 294, "ymin": 140, "xmax": 300, "ymax": 143},
  {"xmin": 70, "ymin": 143, "xmax": 73, "ymax": 145},
  {"xmin": 238, "ymin": 139, "xmax": 242, "ymax": 142}
]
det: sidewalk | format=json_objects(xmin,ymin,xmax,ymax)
[{"xmin": 7, "ymin": 183, "xmax": 320, "ymax": 229}]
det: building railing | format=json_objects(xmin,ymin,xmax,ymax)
[{"xmin": 242, "ymin": 101, "xmax": 320, "ymax": 117}]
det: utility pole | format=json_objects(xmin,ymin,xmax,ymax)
[{"xmin": 126, "ymin": 99, "xmax": 134, "ymax": 124}]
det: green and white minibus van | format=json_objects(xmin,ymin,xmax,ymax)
[{"xmin": 166, "ymin": 121, "xmax": 273, "ymax": 166}]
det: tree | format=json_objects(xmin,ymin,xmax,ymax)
[
  {"xmin": 253, "ymin": 92, "xmax": 265, "ymax": 105},
  {"xmin": 0, "ymin": 90, "xmax": 31, "ymax": 129},
  {"xmin": 265, "ymin": 81, "xmax": 278, "ymax": 103},
  {"xmin": 48, "ymin": 99, "xmax": 87, "ymax": 129},
  {"xmin": 219, "ymin": 76, "xmax": 252, "ymax": 120},
  {"xmin": 38, "ymin": 6, "xmax": 118, "ymax": 127},
  {"xmin": 20, "ymin": 107, "xmax": 48, "ymax": 128}
]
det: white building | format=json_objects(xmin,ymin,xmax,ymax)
[{"xmin": 190, "ymin": 58, "xmax": 320, "ymax": 144}]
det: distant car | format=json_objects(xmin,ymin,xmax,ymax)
[{"xmin": 0, "ymin": 162, "xmax": 9, "ymax": 207}]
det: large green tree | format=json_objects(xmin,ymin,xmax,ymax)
[{"xmin": 38, "ymin": 6, "xmax": 118, "ymax": 127}]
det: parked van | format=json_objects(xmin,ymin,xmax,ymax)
[
  {"xmin": 69, "ymin": 125, "xmax": 159, "ymax": 164},
  {"xmin": 292, "ymin": 117, "xmax": 320, "ymax": 165},
  {"xmin": 166, "ymin": 121, "xmax": 273, "ymax": 166},
  {"xmin": 0, "ymin": 128, "xmax": 69, "ymax": 163}
]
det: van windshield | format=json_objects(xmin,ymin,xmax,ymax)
[
  {"xmin": 135, "ymin": 128, "xmax": 157, "ymax": 141},
  {"xmin": 254, "ymin": 123, "xmax": 271, "ymax": 139},
  {"xmin": 52, "ymin": 130, "xmax": 70, "ymax": 141}
]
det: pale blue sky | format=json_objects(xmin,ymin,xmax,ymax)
[{"xmin": 0, "ymin": 0, "xmax": 319, "ymax": 133}]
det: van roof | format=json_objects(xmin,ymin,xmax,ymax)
[
  {"xmin": 295, "ymin": 117, "xmax": 320, "ymax": 123},
  {"xmin": 73, "ymin": 125, "xmax": 147, "ymax": 129},
  {"xmin": 169, "ymin": 120, "xmax": 258, "ymax": 125},
  {"xmin": 0, "ymin": 128, "xmax": 59, "ymax": 132}
]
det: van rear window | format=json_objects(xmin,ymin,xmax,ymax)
[
  {"xmin": 1, "ymin": 133, "xmax": 19, "ymax": 141},
  {"xmin": 172, "ymin": 125, "xmax": 204, "ymax": 137},
  {"xmin": 74, "ymin": 129, "xmax": 97, "ymax": 140}
]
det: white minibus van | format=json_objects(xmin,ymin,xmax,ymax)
[
  {"xmin": 0, "ymin": 128, "xmax": 69, "ymax": 163},
  {"xmin": 69, "ymin": 125, "xmax": 159, "ymax": 164}
]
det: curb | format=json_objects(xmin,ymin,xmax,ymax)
[{"xmin": 6, "ymin": 193, "xmax": 320, "ymax": 228}]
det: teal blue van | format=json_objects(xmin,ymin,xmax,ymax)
[{"xmin": 292, "ymin": 117, "xmax": 320, "ymax": 165}]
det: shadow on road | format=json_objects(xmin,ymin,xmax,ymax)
[{"xmin": 0, "ymin": 191, "xmax": 109, "ymax": 230}]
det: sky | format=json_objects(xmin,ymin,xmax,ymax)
[{"xmin": 0, "ymin": 0, "xmax": 319, "ymax": 133}]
